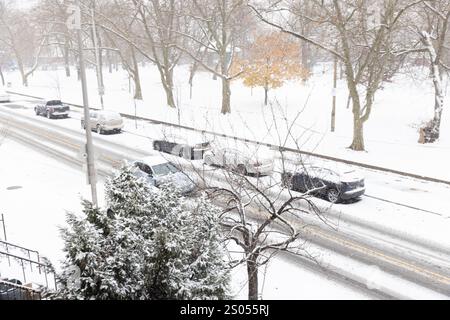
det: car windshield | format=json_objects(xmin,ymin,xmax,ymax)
[{"xmin": 151, "ymin": 162, "xmax": 179, "ymax": 176}]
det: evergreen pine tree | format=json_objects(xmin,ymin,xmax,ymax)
[{"xmin": 52, "ymin": 165, "xmax": 230, "ymax": 300}]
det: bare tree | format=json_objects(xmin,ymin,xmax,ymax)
[
  {"xmin": 177, "ymin": 0, "xmax": 254, "ymax": 114},
  {"xmin": 158, "ymin": 101, "xmax": 331, "ymax": 300},
  {"xmin": 101, "ymin": 0, "xmax": 144, "ymax": 100},
  {"xmin": 0, "ymin": 1, "xmax": 48, "ymax": 87},
  {"xmin": 250, "ymin": 0, "xmax": 423, "ymax": 151},
  {"xmin": 36, "ymin": 0, "xmax": 73, "ymax": 78},
  {"xmin": 405, "ymin": 0, "xmax": 450, "ymax": 143}
]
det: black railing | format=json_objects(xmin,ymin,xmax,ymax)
[
  {"xmin": 0, "ymin": 213, "xmax": 6, "ymax": 242},
  {"xmin": 0, "ymin": 280, "xmax": 41, "ymax": 300},
  {"xmin": 0, "ymin": 240, "xmax": 40, "ymax": 272},
  {"xmin": 0, "ymin": 250, "xmax": 56, "ymax": 291}
]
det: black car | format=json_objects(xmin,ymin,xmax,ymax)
[
  {"xmin": 35, "ymin": 100, "xmax": 70, "ymax": 119},
  {"xmin": 282, "ymin": 166, "xmax": 365, "ymax": 203},
  {"xmin": 153, "ymin": 134, "xmax": 211, "ymax": 160}
]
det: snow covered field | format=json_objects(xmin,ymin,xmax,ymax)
[
  {"xmin": 4, "ymin": 63, "xmax": 450, "ymax": 181},
  {"xmin": 0, "ymin": 138, "xmax": 380, "ymax": 299}
]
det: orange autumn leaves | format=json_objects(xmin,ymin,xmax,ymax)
[{"xmin": 233, "ymin": 32, "xmax": 309, "ymax": 105}]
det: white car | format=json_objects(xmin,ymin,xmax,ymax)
[
  {"xmin": 0, "ymin": 90, "xmax": 10, "ymax": 103},
  {"xmin": 203, "ymin": 145, "xmax": 274, "ymax": 176},
  {"xmin": 132, "ymin": 156, "xmax": 196, "ymax": 195},
  {"xmin": 81, "ymin": 110, "xmax": 124, "ymax": 134}
]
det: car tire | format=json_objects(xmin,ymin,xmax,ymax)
[
  {"xmin": 236, "ymin": 164, "xmax": 248, "ymax": 176},
  {"xmin": 96, "ymin": 125, "xmax": 102, "ymax": 134},
  {"xmin": 326, "ymin": 188, "xmax": 340, "ymax": 204},
  {"xmin": 178, "ymin": 147, "xmax": 186, "ymax": 158},
  {"xmin": 282, "ymin": 176, "xmax": 293, "ymax": 189},
  {"xmin": 154, "ymin": 142, "xmax": 161, "ymax": 151}
]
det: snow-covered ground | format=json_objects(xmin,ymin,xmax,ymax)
[
  {"xmin": 4, "ymin": 63, "xmax": 450, "ymax": 181},
  {"xmin": 2, "ymin": 63, "xmax": 449, "ymax": 299},
  {"xmin": 0, "ymin": 138, "xmax": 378, "ymax": 299}
]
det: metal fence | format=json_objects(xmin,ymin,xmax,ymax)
[
  {"xmin": 0, "ymin": 280, "xmax": 41, "ymax": 300},
  {"xmin": 0, "ymin": 250, "xmax": 56, "ymax": 291}
]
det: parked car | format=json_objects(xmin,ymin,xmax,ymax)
[
  {"xmin": 35, "ymin": 100, "xmax": 70, "ymax": 119},
  {"xmin": 81, "ymin": 110, "xmax": 124, "ymax": 134},
  {"xmin": 281, "ymin": 165, "xmax": 365, "ymax": 203},
  {"xmin": 132, "ymin": 156, "xmax": 196, "ymax": 195},
  {"xmin": 153, "ymin": 132, "xmax": 212, "ymax": 160},
  {"xmin": 203, "ymin": 145, "xmax": 274, "ymax": 176},
  {"xmin": 0, "ymin": 90, "xmax": 10, "ymax": 103}
]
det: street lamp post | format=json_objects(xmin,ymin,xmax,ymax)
[
  {"xmin": 91, "ymin": 0, "xmax": 105, "ymax": 109},
  {"xmin": 68, "ymin": 1, "xmax": 98, "ymax": 207}
]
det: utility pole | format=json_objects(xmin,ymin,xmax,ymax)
[
  {"xmin": 91, "ymin": 0, "xmax": 104, "ymax": 110},
  {"xmin": 331, "ymin": 54, "xmax": 337, "ymax": 132},
  {"xmin": 68, "ymin": 1, "xmax": 98, "ymax": 207}
]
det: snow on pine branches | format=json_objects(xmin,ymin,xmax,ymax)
[{"xmin": 50, "ymin": 165, "xmax": 230, "ymax": 300}]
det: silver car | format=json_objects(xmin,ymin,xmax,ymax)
[
  {"xmin": 81, "ymin": 110, "xmax": 124, "ymax": 134},
  {"xmin": 132, "ymin": 156, "xmax": 196, "ymax": 195},
  {"xmin": 203, "ymin": 147, "xmax": 274, "ymax": 176}
]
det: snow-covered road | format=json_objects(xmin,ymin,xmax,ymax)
[
  {"xmin": 0, "ymin": 140, "xmax": 380, "ymax": 300},
  {"xmin": 1, "ymin": 97, "xmax": 449, "ymax": 299}
]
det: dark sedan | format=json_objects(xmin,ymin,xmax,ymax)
[
  {"xmin": 282, "ymin": 166, "xmax": 365, "ymax": 203},
  {"xmin": 153, "ymin": 134, "xmax": 211, "ymax": 160}
]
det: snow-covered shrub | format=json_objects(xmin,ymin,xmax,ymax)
[{"xmin": 51, "ymin": 165, "xmax": 229, "ymax": 300}]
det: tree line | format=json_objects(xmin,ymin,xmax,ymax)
[{"xmin": 0, "ymin": 0, "xmax": 448, "ymax": 149}]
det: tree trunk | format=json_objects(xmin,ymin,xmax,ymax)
[
  {"xmin": 350, "ymin": 117, "xmax": 365, "ymax": 151},
  {"xmin": 189, "ymin": 61, "xmax": 198, "ymax": 100},
  {"xmin": 264, "ymin": 87, "xmax": 268, "ymax": 106},
  {"xmin": 213, "ymin": 61, "xmax": 220, "ymax": 81},
  {"xmin": 221, "ymin": 77, "xmax": 231, "ymax": 114},
  {"xmin": 331, "ymin": 55, "xmax": 338, "ymax": 132},
  {"xmin": 17, "ymin": 58, "xmax": 28, "ymax": 87},
  {"xmin": 161, "ymin": 67, "xmax": 176, "ymax": 108},
  {"xmin": 0, "ymin": 66, "xmax": 5, "ymax": 86},
  {"xmin": 300, "ymin": 42, "xmax": 311, "ymax": 80},
  {"xmin": 421, "ymin": 31, "xmax": 445, "ymax": 143},
  {"xmin": 107, "ymin": 50, "xmax": 113, "ymax": 74},
  {"xmin": 131, "ymin": 47, "xmax": 143, "ymax": 100},
  {"xmin": 98, "ymin": 36, "xmax": 104, "ymax": 90},
  {"xmin": 20, "ymin": 70, "xmax": 28, "ymax": 87},
  {"xmin": 64, "ymin": 37, "xmax": 71, "ymax": 77},
  {"xmin": 247, "ymin": 257, "xmax": 259, "ymax": 300}
]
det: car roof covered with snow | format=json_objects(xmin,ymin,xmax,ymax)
[
  {"xmin": 138, "ymin": 155, "xmax": 171, "ymax": 167},
  {"xmin": 93, "ymin": 110, "xmax": 123, "ymax": 118},
  {"xmin": 94, "ymin": 109, "xmax": 122, "ymax": 116},
  {"xmin": 155, "ymin": 124, "xmax": 213, "ymax": 144}
]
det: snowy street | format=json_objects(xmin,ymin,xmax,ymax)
[
  {"xmin": 1, "ymin": 0, "xmax": 450, "ymax": 302},
  {"xmin": 1, "ymin": 95, "xmax": 449, "ymax": 299}
]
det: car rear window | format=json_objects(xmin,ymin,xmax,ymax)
[{"xmin": 47, "ymin": 100, "xmax": 62, "ymax": 106}]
